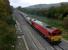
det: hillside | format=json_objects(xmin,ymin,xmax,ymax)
[
  {"xmin": 25, "ymin": 3, "xmax": 61, "ymax": 10},
  {"xmin": 23, "ymin": 2, "xmax": 68, "ymax": 10}
]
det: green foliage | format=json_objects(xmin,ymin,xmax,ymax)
[
  {"xmin": 47, "ymin": 6, "xmax": 56, "ymax": 18},
  {"xmin": 47, "ymin": 3, "xmax": 68, "ymax": 19},
  {"xmin": 7, "ymin": 16, "xmax": 16, "ymax": 25},
  {"xmin": 0, "ymin": 20, "xmax": 16, "ymax": 49},
  {"xmin": 0, "ymin": 0, "xmax": 16, "ymax": 50}
]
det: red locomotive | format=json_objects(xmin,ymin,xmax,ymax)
[{"xmin": 25, "ymin": 17, "xmax": 62, "ymax": 44}]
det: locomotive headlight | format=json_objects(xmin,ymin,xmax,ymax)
[{"xmin": 51, "ymin": 36, "xmax": 62, "ymax": 41}]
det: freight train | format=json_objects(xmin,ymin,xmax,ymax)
[{"xmin": 24, "ymin": 16, "xmax": 62, "ymax": 44}]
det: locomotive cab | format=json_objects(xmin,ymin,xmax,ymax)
[
  {"xmin": 31, "ymin": 19, "xmax": 62, "ymax": 44},
  {"xmin": 44, "ymin": 25, "xmax": 62, "ymax": 44},
  {"xmin": 50, "ymin": 29, "xmax": 62, "ymax": 42}
]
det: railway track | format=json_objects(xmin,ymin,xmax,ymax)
[
  {"xmin": 52, "ymin": 45, "xmax": 64, "ymax": 50},
  {"xmin": 50, "ymin": 40, "xmax": 68, "ymax": 50}
]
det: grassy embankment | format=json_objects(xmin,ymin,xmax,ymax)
[{"xmin": 28, "ymin": 14, "xmax": 68, "ymax": 40}]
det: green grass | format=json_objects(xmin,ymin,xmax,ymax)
[{"xmin": 28, "ymin": 14, "xmax": 68, "ymax": 40}]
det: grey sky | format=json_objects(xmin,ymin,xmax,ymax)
[{"xmin": 9, "ymin": 0, "xmax": 68, "ymax": 7}]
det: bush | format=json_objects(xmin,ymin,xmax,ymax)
[
  {"xmin": 63, "ymin": 16, "xmax": 68, "ymax": 29},
  {"xmin": 0, "ymin": 0, "xmax": 16, "ymax": 50},
  {"xmin": 0, "ymin": 20, "xmax": 16, "ymax": 50}
]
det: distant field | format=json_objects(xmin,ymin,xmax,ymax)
[{"xmin": 28, "ymin": 14, "xmax": 68, "ymax": 40}]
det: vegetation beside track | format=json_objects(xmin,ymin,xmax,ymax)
[{"xmin": 0, "ymin": 0, "xmax": 16, "ymax": 50}]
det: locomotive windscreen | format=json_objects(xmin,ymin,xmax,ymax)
[
  {"xmin": 52, "ymin": 30, "xmax": 62, "ymax": 36},
  {"xmin": 46, "ymin": 26, "xmax": 52, "ymax": 28}
]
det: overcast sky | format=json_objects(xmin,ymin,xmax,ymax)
[{"xmin": 9, "ymin": 0, "xmax": 68, "ymax": 7}]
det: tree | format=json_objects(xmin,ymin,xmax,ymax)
[
  {"xmin": 0, "ymin": 0, "xmax": 16, "ymax": 50},
  {"xmin": 47, "ymin": 6, "xmax": 56, "ymax": 18}
]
